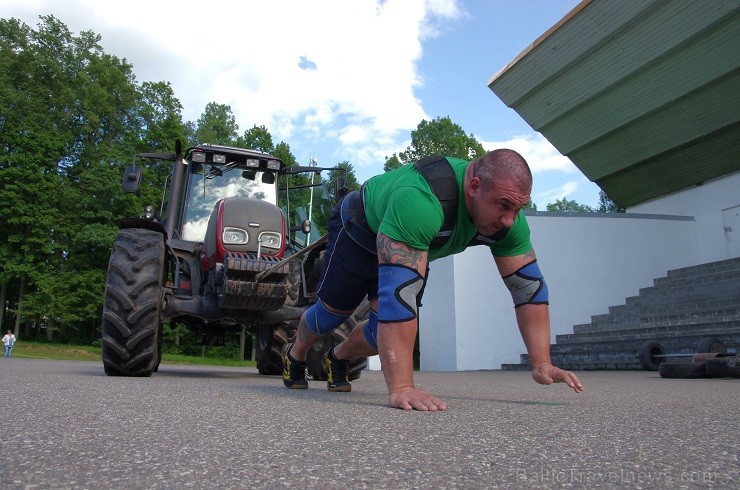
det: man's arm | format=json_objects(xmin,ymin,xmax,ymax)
[
  {"xmin": 494, "ymin": 249, "xmax": 584, "ymax": 393},
  {"xmin": 376, "ymin": 232, "xmax": 448, "ymax": 411}
]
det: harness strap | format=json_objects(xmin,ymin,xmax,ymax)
[{"xmin": 414, "ymin": 156, "xmax": 458, "ymax": 250}]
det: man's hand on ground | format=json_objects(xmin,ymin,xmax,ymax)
[
  {"xmin": 389, "ymin": 386, "xmax": 448, "ymax": 411},
  {"xmin": 532, "ymin": 362, "xmax": 584, "ymax": 393}
]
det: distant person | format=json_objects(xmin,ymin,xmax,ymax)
[
  {"xmin": 3, "ymin": 330, "xmax": 16, "ymax": 357},
  {"xmin": 281, "ymin": 149, "xmax": 584, "ymax": 411}
]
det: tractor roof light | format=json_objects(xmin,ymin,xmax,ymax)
[{"xmin": 266, "ymin": 160, "xmax": 281, "ymax": 170}]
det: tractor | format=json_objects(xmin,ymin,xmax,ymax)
[{"xmin": 102, "ymin": 140, "xmax": 368, "ymax": 379}]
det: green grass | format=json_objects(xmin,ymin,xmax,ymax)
[{"xmin": 9, "ymin": 341, "xmax": 256, "ymax": 368}]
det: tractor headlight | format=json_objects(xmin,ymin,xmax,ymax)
[
  {"xmin": 222, "ymin": 227, "xmax": 248, "ymax": 245},
  {"xmin": 259, "ymin": 232, "xmax": 281, "ymax": 250}
]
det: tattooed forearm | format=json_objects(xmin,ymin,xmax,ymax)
[{"xmin": 377, "ymin": 233, "xmax": 426, "ymax": 270}]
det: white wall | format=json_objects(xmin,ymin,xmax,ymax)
[
  {"xmin": 629, "ymin": 171, "xmax": 740, "ymax": 264},
  {"xmin": 420, "ymin": 213, "xmax": 697, "ymax": 370}
]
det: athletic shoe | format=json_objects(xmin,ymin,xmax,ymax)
[
  {"xmin": 282, "ymin": 342, "xmax": 308, "ymax": 389},
  {"xmin": 325, "ymin": 348, "xmax": 352, "ymax": 392}
]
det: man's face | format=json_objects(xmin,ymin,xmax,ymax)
[{"xmin": 468, "ymin": 177, "xmax": 530, "ymax": 236}]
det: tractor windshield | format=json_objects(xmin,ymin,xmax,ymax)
[{"xmin": 181, "ymin": 163, "xmax": 278, "ymax": 242}]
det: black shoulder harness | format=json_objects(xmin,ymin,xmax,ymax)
[{"xmin": 414, "ymin": 155, "xmax": 458, "ymax": 250}]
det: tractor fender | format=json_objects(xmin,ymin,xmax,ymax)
[{"xmin": 118, "ymin": 217, "xmax": 167, "ymax": 239}]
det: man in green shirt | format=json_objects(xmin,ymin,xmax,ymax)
[{"xmin": 282, "ymin": 149, "xmax": 584, "ymax": 411}]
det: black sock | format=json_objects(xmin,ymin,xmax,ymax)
[
  {"xmin": 329, "ymin": 348, "xmax": 342, "ymax": 362},
  {"xmin": 288, "ymin": 347, "xmax": 305, "ymax": 364}
]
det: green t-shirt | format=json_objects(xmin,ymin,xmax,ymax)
[{"xmin": 363, "ymin": 157, "xmax": 532, "ymax": 261}]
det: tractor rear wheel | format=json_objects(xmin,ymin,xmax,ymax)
[
  {"xmin": 255, "ymin": 322, "xmax": 290, "ymax": 375},
  {"xmin": 102, "ymin": 228, "xmax": 165, "ymax": 377}
]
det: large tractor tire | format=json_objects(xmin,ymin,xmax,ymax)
[
  {"xmin": 102, "ymin": 228, "xmax": 165, "ymax": 377},
  {"xmin": 255, "ymin": 322, "xmax": 291, "ymax": 375},
  {"xmin": 254, "ymin": 247, "xmax": 369, "ymax": 380},
  {"xmin": 306, "ymin": 299, "xmax": 370, "ymax": 382},
  {"xmin": 255, "ymin": 302, "xmax": 371, "ymax": 381},
  {"xmin": 254, "ymin": 255, "xmax": 304, "ymax": 376}
]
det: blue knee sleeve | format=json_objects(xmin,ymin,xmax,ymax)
[
  {"xmin": 377, "ymin": 264, "xmax": 424, "ymax": 323},
  {"xmin": 362, "ymin": 309, "xmax": 379, "ymax": 349},
  {"xmin": 305, "ymin": 300, "xmax": 350, "ymax": 335}
]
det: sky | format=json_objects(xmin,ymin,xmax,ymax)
[{"xmin": 1, "ymin": 0, "xmax": 601, "ymax": 209}]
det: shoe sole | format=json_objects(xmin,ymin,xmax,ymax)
[{"xmin": 327, "ymin": 384, "xmax": 351, "ymax": 392}]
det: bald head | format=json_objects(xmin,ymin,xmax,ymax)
[{"xmin": 472, "ymin": 149, "xmax": 532, "ymax": 194}]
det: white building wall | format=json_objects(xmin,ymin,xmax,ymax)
[{"xmin": 629, "ymin": 171, "xmax": 740, "ymax": 264}]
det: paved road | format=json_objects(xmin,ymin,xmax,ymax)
[{"xmin": 0, "ymin": 358, "xmax": 737, "ymax": 489}]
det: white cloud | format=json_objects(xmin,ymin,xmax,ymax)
[
  {"xmin": 479, "ymin": 132, "xmax": 578, "ymax": 173},
  {"xmin": 476, "ymin": 132, "xmax": 597, "ymax": 208},
  {"xmin": 540, "ymin": 181, "xmax": 580, "ymax": 204},
  {"xmin": 2, "ymin": 0, "xmax": 461, "ymax": 171}
]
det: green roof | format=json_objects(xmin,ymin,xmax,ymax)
[{"xmin": 488, "ymin": 0, "xmax": 740, "ymax": 207}]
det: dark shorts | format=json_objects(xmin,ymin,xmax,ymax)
[{"xmin": 316, "ymin": 199, "xmax": 379, "ymax": 311}]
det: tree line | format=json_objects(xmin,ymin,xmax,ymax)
[{"xmin": 0, "ymin": 15, "xmax": 620, "ymax": 352}]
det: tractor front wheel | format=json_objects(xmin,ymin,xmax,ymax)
[{"xmin": 102, "ymin": 228, "xmax": 165, "ymax": 377}]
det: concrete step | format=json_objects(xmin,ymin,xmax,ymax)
[
  {"xmin": 661, "ymin": 257, "xmax": 740, "ymax": 280},
  {"xmin": 574, "ymin": 304, "xmax": 740, "ymax": 333},
  {"xmin": 569, "ymin": 317, "xmax": 740, "ymax": 339},
  {"xmin": 549, "ymin": 332, "xmax": 740, "ymax": 355},
  {"xmin": 653, "ymin": 264, "xmax": 740, "ymax": 286},
  {"xmin": 502, "ymin": 361, "xmax": 644, "ymax": 371}
]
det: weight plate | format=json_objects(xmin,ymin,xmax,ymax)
[
  {"xmin": 695, "ymin": 337, "xmax": 727, "ymax": 354},
  {"xmin": 638, "ymin": 340, "xmax": 665, "ymax": 371}
]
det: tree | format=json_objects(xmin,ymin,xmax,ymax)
[
  {"xmin": 399, "ymin": 116, "xmax": 485, "ymax": 163},
  {"xmin": 384, "ymin": 153, "xmax": 403, "ymax": 172},
  {"xmin": 272, "ymin": 141, "xmax": 297, "ymax": 167},
  {"xmin": 237, "ymin": 125, "xmax": 274, "ymax": 153},
  {"xmin": 137, "ymin": 81, "xmax": 187, "ymax": 154},
  {"xmin": 0, "ymin": 15, "xmax": 182, "ymax": 342},
  {"xmin": 133, "ymin": 81, "xmax": 188, "ymax": 217},
  {"xmin": 0, "ymin": 16, "xmax": 108, "ymax": 339},
  {"xmin": 597, "ymin": 190, "xmax": 625, "ymax": 213},
  {"xmin": 193, "ymin": 102, "xmax": 238, "ymax": 146},
  {"xmin": 546, "ymin": 198, "xmax": 594, "ymax": 213}
]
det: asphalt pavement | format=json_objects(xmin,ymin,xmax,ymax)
[{"xmin": 0, "ymin": 358, "xmax": 737, "ymax": 489}]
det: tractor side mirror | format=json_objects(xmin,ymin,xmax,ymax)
[
  {"xmin": 289, "ymin": 219, "xmax": 312, "ymax": 235},
  {"xmin": 122, "ymin": 164, "xmax": 142, "ymax": 193}
]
